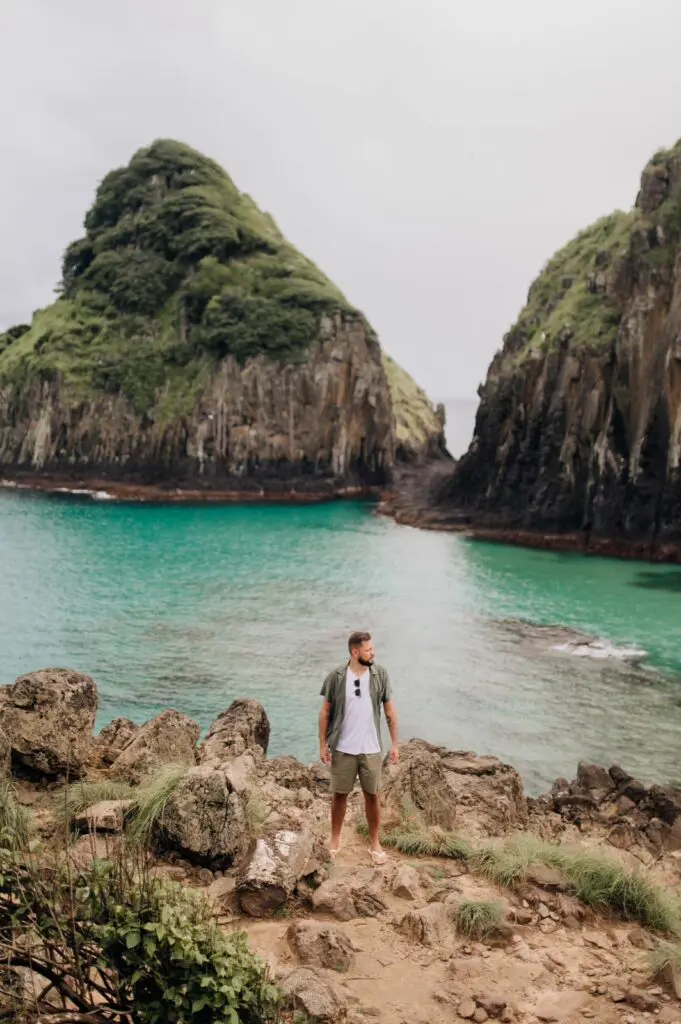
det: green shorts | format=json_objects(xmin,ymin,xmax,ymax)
[{"xmin": 330, "ymin": 751, "xmax": 382, "ymax": 795}]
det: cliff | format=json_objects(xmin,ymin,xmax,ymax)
[
  {"xmin": 435, "ymin": 139, "xmax": 681, "ymax": 558},
  {"xmin": 0, "ymin": 139, "xmax": 443, "ymax": 494}
]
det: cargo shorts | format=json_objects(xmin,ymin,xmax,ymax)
[{"xmin": 330, "ymin": 751, "xmax": 382, "ymax": 795}]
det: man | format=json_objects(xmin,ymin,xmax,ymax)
[{"xmin": 319, "ymin": 631, "xmax": 398, "ymax": 865}]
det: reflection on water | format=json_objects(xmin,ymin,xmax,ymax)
[{"xmin": 0, "ymin": 490, "xmax": 680, "ymax": 794}]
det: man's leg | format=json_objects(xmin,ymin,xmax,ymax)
[
  {"xmin": 363, "ymin": 792, "xmax": 381, "ymax": 853},
  {"xmin": 329, "ymin": 753, "xmax": 357, "ymax": 854}
]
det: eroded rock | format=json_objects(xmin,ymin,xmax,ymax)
[
  {"xmin": 199, "ymin": 699, "xmax": 270, "ymax": 765},
  {"xmin": 159, "ymin": 764, "xmax": 247, "ymax": 866},
  {"xmin": 286, "ymin": 920, "xmax": 356, "ymax": 971},
  {"xmin": 109, "ymin": 709, "xmax": 199, "ymax": 784},
  {"xmin": 237, "ymin": 829, "xmax": 314, "ymax": 917},
  {"xmin": 278, "ymin": 967, "xmax": 347, "ymax": 1023},
  {"xmin": 95, "ymin": 717, "xmax": 139, "ymax": 766},
  {"xmin": 75, "ymin": 799, "xmax": 133, "ymax": 833},
  {"xmin": 0, "ymin": 668, "xmax": 98, "ymax": 776}
]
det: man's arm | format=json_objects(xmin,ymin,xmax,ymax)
[
  {"xmin": 319, "ymin": 700, "xmax": 332, "ymax": 764},
  {"xmin": 384, "ymin": 700, "xmax": 399, "ymax": 764}
]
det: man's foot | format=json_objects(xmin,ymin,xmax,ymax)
[
  {"xmin": 368, "ymin": 847, "xmax": 387, "ymax": 866},
  {"xmin": 328, "ymin": 842, "xmax": 341, "ymax": 860}
]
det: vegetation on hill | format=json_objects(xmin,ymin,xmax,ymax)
[{"xmin": 0, "ymin": 139, "xmax": 352, "ymax": 415}]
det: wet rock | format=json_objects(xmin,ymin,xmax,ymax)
[
  {"xmin": 75, "ymin": 799, "xmax": 133, "ymax": 833},
  {"xmin": 286, "ymin": 921, "xmax": 356, "ymax": 971},
  {"xmin": 392, "ymin": 863, "xmax": 421, "ymax": 900},
  {"xmin": 0, "ymin": 668, "xmax": 98, "ymax": 777},
  {"xmin": 109, "ymin": 709, "xmax": 199, "ymax": 784},
  {"xmin": 159, "ymin": 765, "xmax": 248, "ymax": 866},
  {"xmin": 199, "ymin": 699, "xmax": 270, "ymax": 765},
  {"xmin": 278, "ymin": 966, "xmax": 347, "ymax": 1023},
  {"xmin": 237, "ymin": 829, "xmax": 314, "ymax": 917}
]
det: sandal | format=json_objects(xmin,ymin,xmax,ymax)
[
  {"xmin": 369, "ymin": 848, "xmax": 387, "ymax": 866},
  {"xmin": 328, "ymin": 845, "xmax": 341, "ymax": 860}
]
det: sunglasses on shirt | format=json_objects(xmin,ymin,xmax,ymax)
[{"xmin": 354, "ymin": 679, "xmax": 361, "ymax": 697}]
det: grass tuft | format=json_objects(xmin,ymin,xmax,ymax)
[
  {"xmin": 126, "ymin": 763, "xmax": 189, "ymax": 848},
  {"xmin": 453, "ymin": 899, "xmax": 503, "ymax": 939},
  {"xmin": 563, "ymin": 851, "xmax": 679, "ymax": 932},
  {"xmin": 58, "ymin": 779, "xmax": 136, "ymax": 833},
  {"xmin": 0, "ymin": 775, "xmax": 30, "ymax": 851}
]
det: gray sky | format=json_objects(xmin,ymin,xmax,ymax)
[{"xmin": 2, "ymin": 0, "xmax": 681, "ymax": 399}]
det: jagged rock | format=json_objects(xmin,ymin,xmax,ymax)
[
  {"xmin": 199, "ymin": 699, "xmax": 270, "ymax": 765},
  {"xmin": 395, "ymin": 903, "xmax": 451, "ymax": 946},
  {"xmin": 383, "ymin": 739, "xmax": 526, "ymax": 837},
  {"xmin": 237, "ymin": 829, "xmax": 315, "ymax": 917},
  {"xmin": 286, "ymin": 921, "xmax": 356, "ymax": 971},
  {"xmin": 264, "ymin": 755, "xmax": 315, "ymax": 791},
  {"xmin": 109, "ymin": 709, "xmax": 199, "ymax": 784},
  {"xmin": 159, "ymin": 765, "xmax": 247, "ymax": 866},
  {"xmin": 576, "ymin": 762, "xmax": 614, "ymax": 800},
  {"xmin": 391, "ymin": 863, "xmax": 421, "ymax": 900},
  {"xmin": 75, "ymin": 799, "xmax": 133, "ymax": 833},
  {"xmin": 278, "ymin": 967, "xmax": 347, "ymax": 1023},
  {"xmin": 0, "ymin": 728, "xmax": 9, "ymax": 774},
  {"xmin": 223, "ymin": 753, "xmax": 258, "ymax": 795},
  {"xmin": 95, "ymin": 717, "xmax": 139, "ymax": 765},
  {"xmin": 0, "ymin": 668, "xmax": 98, "ymax": 776}
]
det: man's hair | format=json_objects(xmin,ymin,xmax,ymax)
[{"xmin": 348, "ymin": 630, "xmax": 371, "ymax": 653}]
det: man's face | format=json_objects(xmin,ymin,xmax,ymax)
[{"xmin": 353, "ymin": 640, "xmax": 375, "ymax": 667}]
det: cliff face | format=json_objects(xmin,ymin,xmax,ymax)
[
  {"xmin": 0, "ymin": 139, "xmax": 441, "ymax": 492},
  {"xmin": 382, "ymin": 354, "xmax": 447, "ymax": 464},
  {"xmin": 441, "ymin": 141, "xmax": 681, "ymax": 553}
]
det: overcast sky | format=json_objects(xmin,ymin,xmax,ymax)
[{"xmin": 2, "ymin": 0, "xmax": 681, "ymax": 399}]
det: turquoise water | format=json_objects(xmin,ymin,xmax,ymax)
[{"xmin": 1, "ymin": 488, "xmax": 680, "ymax": 792}]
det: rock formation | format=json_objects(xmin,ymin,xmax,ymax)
[
  {"xmin": 429, "ymin": 138, "xmax": 681, "ymax": 559},
  {"xmin": 0, "ymin": 139, "xmax": 445, "ymax": 493}
]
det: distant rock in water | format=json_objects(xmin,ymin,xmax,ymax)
[
  {"xmin": 0, "ymin": 139, "xmax": 444, "ymax": 493},
  {"xmin": 433, "ymin": 138, "xmax": 681, "ymax": 559}
]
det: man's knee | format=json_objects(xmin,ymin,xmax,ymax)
[{"xmin": 363, "ymin": 791, "xmax": 380, "ymax": 806}]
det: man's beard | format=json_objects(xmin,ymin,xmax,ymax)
[{"xmin": 358, "ymin": 656, "xmax": 374, "ymax": 667}]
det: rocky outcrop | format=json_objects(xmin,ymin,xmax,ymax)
[
  {"xmin": 95, "ymin": 717, "xmax": 139, "ymax": 767},
  {"xmin": 158, "ymin": 764, "xmax": 249, "ymax": 866},
  {"xmin": 382, "ymin": 353, "xmax": 448, "ymax": 464},
  {"xmin": 199, "ymin": 698, "xmax": 270, "ymax": 765},
  {"xmin": 430, "ymin": 138, "xmax": 681, "ymax": 559},
  {"xmin": 0, "ymin": 668, "xmax": 97, "ymax": 776},
  {"xmin": 383, "ymin": 739, "xmax": 527, "ymax": 837},
  {"xmin": 0, "ymin": 139, "xmax": 442, "ymax": 494},
  {"xmin": 109, "ymin": 709, "xmax": 199, "ymax": 784}
]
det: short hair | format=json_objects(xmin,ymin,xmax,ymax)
[{"xmin": 348, "ymin": 630, "xmax": 371, "ymax": 653}]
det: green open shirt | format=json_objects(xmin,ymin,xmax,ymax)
[{"xmin": 320, "ymin": 663, "xmax": 393, "ymax": 753}]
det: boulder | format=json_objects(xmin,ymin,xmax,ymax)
[
  {"xmin": 576, "ymin": 762, "xmax": 614, "ymax": 800},
  {"xmin": 199, "ymin": 699, "xmax": 270, "ymax": 765},
  {"xmin": 395, "ymin": 903, "xmax": 452, "ymax": 946},
  {"xmin": 383, "ymin": 740, "xmax": 527, "ymax": 837},
  {"xmin": 312, "ymin": 879, "xmax": 357, "ymax": 922},
  {"xmin": 286, "ymin": 921, "xmax": 356, "ymax": 971},
  {"xmin": 278, "ymin": 967, "xmax": 347, "ymax": 1023},
  {"xmin": 391, "ymin": 863, "xmax": 421, "ymax": 900},
  {"xmin": 95, "ymin": 717, "xmax": 139, "ymax": 765},
  {"xmin": 109, "ymin": 709, "xmax": 199, "ymax": 784},
  {"xmin": 0, "ymin": 668, "xmax": 98, "ymax": 776},
  {"xmin": 237, "ymin": 829, "xmax": 315, "ymax": 917},
  {"xmin": 74, "ymin": 799, "xmax": 134, "ymax": 833},
  {"xmin": 159, "ymin": 765, "xmax": 248, "ymax": 866}
]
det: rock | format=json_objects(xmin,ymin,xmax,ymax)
[
  {"xmin": 576, "ymin": 762, "xmax": 614, "ymax": 799},
  {"xmin": 264, "ymin": 755, "xmax": 315, "ymax": 791},
  {"xmin": 392, "ymin": 863, "xmax": 421, "ymax": 900},
  {"xmin": 0, "ymin": 728, "xmax": 9, "ymax": 774},
  {"xmin": 199, "ymin": 699, "xmax": 270, "ymax": 765},
  {"xmin": 74, "ymin": 799, "xmax": 133, "ymax": 833},
  {"xmin": 286, "ymin": 921, "xmax": 356, "ymax": 971},
  {"xmin": 207, "ymin": 875, "xmax": 236, "ymax": 905},
  {"xmin": 473, "ymin": 1009, "xmax": 488, "ymax": 1023},
  {"xmin": 660, "ymin": 961, "xmax": 681, "ymax": 1000},
  {"xmin": 526, "ymin": 865, "xmax": 567, "ymax": 891},
  {"xmin": 534, "ymin": 989, "xmax": 587, "ymax": 1021},
  {"xmin": 95, "ymin": 717, "xmax": 139, "ymax": 765},
  {"xmin": 223, "ymin": 753, "xmax": 258, "ymax": 795},
  {"xmin": 583, "ymin": 930, "xmax": 611, "ymax": 950},
  {"xmin": 159, "ymin": 765, "xmax": 247, "ymax": 866},
  {"xmin": 278, "ymin": 967, "xmax": 346, "ymax": 1023},
  {"xmin": 396, "ymin": 903, "xmax": 451, "ymax": 946},
  {"xmin": 625, "ymin": 986, "xmax": 660, "ymax": 1011},
  {"xmin": 382, "ymin": 743, "xmax": 457, "ymax": 828},
  {"xmin": 458, "ymin": 999, "xmax": 477, "ymax": 1019},
  {"xmin": 237, "ymin": 829, "xmax": 315, "ymax": 917},
  {"xmin": 313, "ymin": 879, "xmax": 357, "ymax": 921},
  {"xmin": 0, "ymin": 668, "xmax": 98, "ymax": 776},
  {"xmin": 109, "ymin": 709, "xmax": 199, "ymax": 784},
  {"xmin": 476, "ymin": 992, "xmax": 507, "ymax": 1016}
]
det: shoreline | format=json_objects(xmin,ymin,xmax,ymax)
[{"xmin": 0, "ymin": 473, "xmax": 382, "ymax": 505}]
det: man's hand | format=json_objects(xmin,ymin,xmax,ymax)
[
  {"xmin": 388, "ymin": 744, "xmax": 399, "ymax": 765},
  {"xmin": 320, "ymin": 742, "xmax": 331, "ymax": 765}
]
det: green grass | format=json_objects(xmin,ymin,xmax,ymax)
[
  {"xmin": 453, "ymin": 899, "xmax": 503, "ymax": 939},
  {"xmin": 355, "ymin": 814, "xmax": 471, "ymax": 860},
  {"xmin": 125, "ymin": 763, "xmax": 189, "ymax": 848},
  {"xmin": 0, "ymin": 775, "xmax": 30, "ymax": 851},
  {"xmin": 58, "ymin": 778, "xmax": 136, "ymax": 833}
]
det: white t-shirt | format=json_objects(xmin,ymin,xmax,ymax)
[{"xmin": 336, "ymin": 667, "xmax": 380, "ymax": 755}]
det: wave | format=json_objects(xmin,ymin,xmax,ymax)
[{"xmin": 550, "ymin": 638, "xmax": 648, "ymax": 664}]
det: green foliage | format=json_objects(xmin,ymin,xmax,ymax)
[
  {"xmin": 563, "ymin": 850, "xmax": 678, "ymax": 930},
  {"xmin": 453, "ymin": 899, "xmax": 503, "ymax": 938},
  {"xmin": 127, "ymin": 763, "xmax": 189, "ymax": 849},
  {"xmin": 1, "ymin": 138, "xmax": 353, "ymax": 414},
  {"xmin": 0, "ymin": 776, "xmax": 29, "ymax": 853},
  {"xmin": 505, "ymin": 211, "xmax": 634, "ymax": 362}
]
